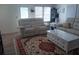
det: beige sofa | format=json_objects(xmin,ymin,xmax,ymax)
[
  {"xmin": 18, "ymin": 18, "xmax": 47, "ymax": 37},
  {"xmin": 57, "ymin": 18, "xmax": 79, "ymax": 36}
]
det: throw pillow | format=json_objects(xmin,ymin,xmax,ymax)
[{"xmin": 62, "ymin": 22, "xmax": 71, "ymax": 28}]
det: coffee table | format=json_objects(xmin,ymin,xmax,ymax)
[{"xmin": 47, "ymin": 29, "xmax": 79, "ymax": 54}]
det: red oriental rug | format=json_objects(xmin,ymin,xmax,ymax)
[
  {"xmin": 16, "ymin": 35, "xmax": 56, "ymax": 55},
  {"xmin": 16, "ymin": 35, "xmax": 79, "ymax": 55}
]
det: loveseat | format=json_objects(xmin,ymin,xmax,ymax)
[
  {"xmin": 18, "ymin": 18, "xmax": 47, "ymax": 37},
  {"xmin": 57, "ymin": 18, "xmax": 79, "ymax": 36}
]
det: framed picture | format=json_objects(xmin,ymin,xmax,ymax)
[
  {"xmin": 30, "ymin": 9, "xmax": 34, "ymax": 12},
  {"xmin": 62, "ymin": 8, "xmax": 65, "ymax": 13},
  {"xmin": 58, "ymin": 8, "xmax": 65, "ymax": 13}
]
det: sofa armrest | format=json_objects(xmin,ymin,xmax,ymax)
[
  {"xmin": 17, "ymin": 26, "xmax": 25, "ymax": 29},
  {"xmin": 56, "ymin": 23, "xmax": 63, "ymax": 27}
]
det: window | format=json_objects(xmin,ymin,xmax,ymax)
[
  {"xmin": 20, "ymin": 7, "xmax": 51, "ymax": 21},
  {"xmin": 20, "ymin": 7, "xmax": 28, "ymax": 19},
  {"xmin": 44, "ymin": 7, "xmax": 51, "ymax": 22},
  {"xmin": 35, "ymin": 7, "xmax": 43, "ymax": 18}
]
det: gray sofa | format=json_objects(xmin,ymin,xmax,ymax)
[
  {"xmin": 18, "ymin": 18, "xmax": 47, "ymax": 37},
  {"xmin": 57, "ymin": 18, "xmax": 79, "ymax": 36}
]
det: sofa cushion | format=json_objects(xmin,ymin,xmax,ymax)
[
  {"xmin": 39, "ymin": 26, "xmax": 47, "ymax": 29},
  {"xmin": 57, "ymin": 27, "xmax": 69, "ymax": 32},
  {"xmin": 73, "ymin": 18, "xmax": 79, "ymax": 30},
  {"xmin": 32, "ymin": 26, "xmax": 47, "ymax": 31},
  {"xmin": 25, "ymin": 27, "xmax": 34, "ymax": 31},
  {"xmin": 66, "ymin": 18, "xmax": 75, "ymax": 27},
  {"xmin": 66, "ymin": 29, "xmax": 79, "ymax": 36},
  {"xmin": 62, "ymin": 22, "xmax": 71, "ymax": 28},
  {"xmin": 19, "ymin": 19, "xmax": 30, "ymax": 26},
  {"xmin": 58, "ymin": 27, "xmax": 79, "ymax": 36},
  {"xmin": 57, "ymin": 18, "xmax": 79, "ymax": 36},
  {"xmin": 19, "ymin": 18, "xmax": 47, "ymax": 37},
  {"xmin": 25, "ymin": 25, "xmax": 32, "ymax": 28}
]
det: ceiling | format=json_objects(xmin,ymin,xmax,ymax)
[{"xmin": 17, "ymin": 4, "xmax": 57, "ymax": 7}]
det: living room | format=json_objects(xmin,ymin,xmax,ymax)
[{"xmin": 0, "ymin": 4, "xmax": 79, "ymax": 55}]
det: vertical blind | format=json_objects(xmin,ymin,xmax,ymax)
[
  {"xmin": 35, "ymin": 7, "xmax": 43, "ymax": 18},
  {"xmin": 20, "ymin": 7, "xmax": 51, "ymax": 22},
  {"xmin": 44, "ymin": 7, "xmax": 51, "ymax": 22},
  {"xmin": 20, "ymin": 7, "xmax": 28, "ymax": 19}
]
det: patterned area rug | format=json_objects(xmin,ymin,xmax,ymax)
[
  {"xmin": 16, "ymin": 35, "xmax": 56, "ymax": 55},
  {"xmin": 16, "ymin": 35, "xmax": 79, "ymax": 55}
]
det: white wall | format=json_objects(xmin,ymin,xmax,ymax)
[
  {"xmin": 57, "ymin": 4, "xmax": 67, "ymax": 23},
  {"xmin": 66, "ymin": 4, "xmax": 76, "ymax": 18},
  {"xmin": 0, "ymin": 5, "xmax": 13, "ymax": 34},
  {"xmin": 56, "ymin": 4, "xmax": 77, "ymax": 23},
  {"xmin": 76, "ymin": 5, "xmax": 79, "ymax": 18},
  {"xmin": 7, "ymin": 5, "xmax": 20, "ymax": 33},
  {"xmin": 0, "ymin": 5, "xmax": 20, "ymax": 34}
]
